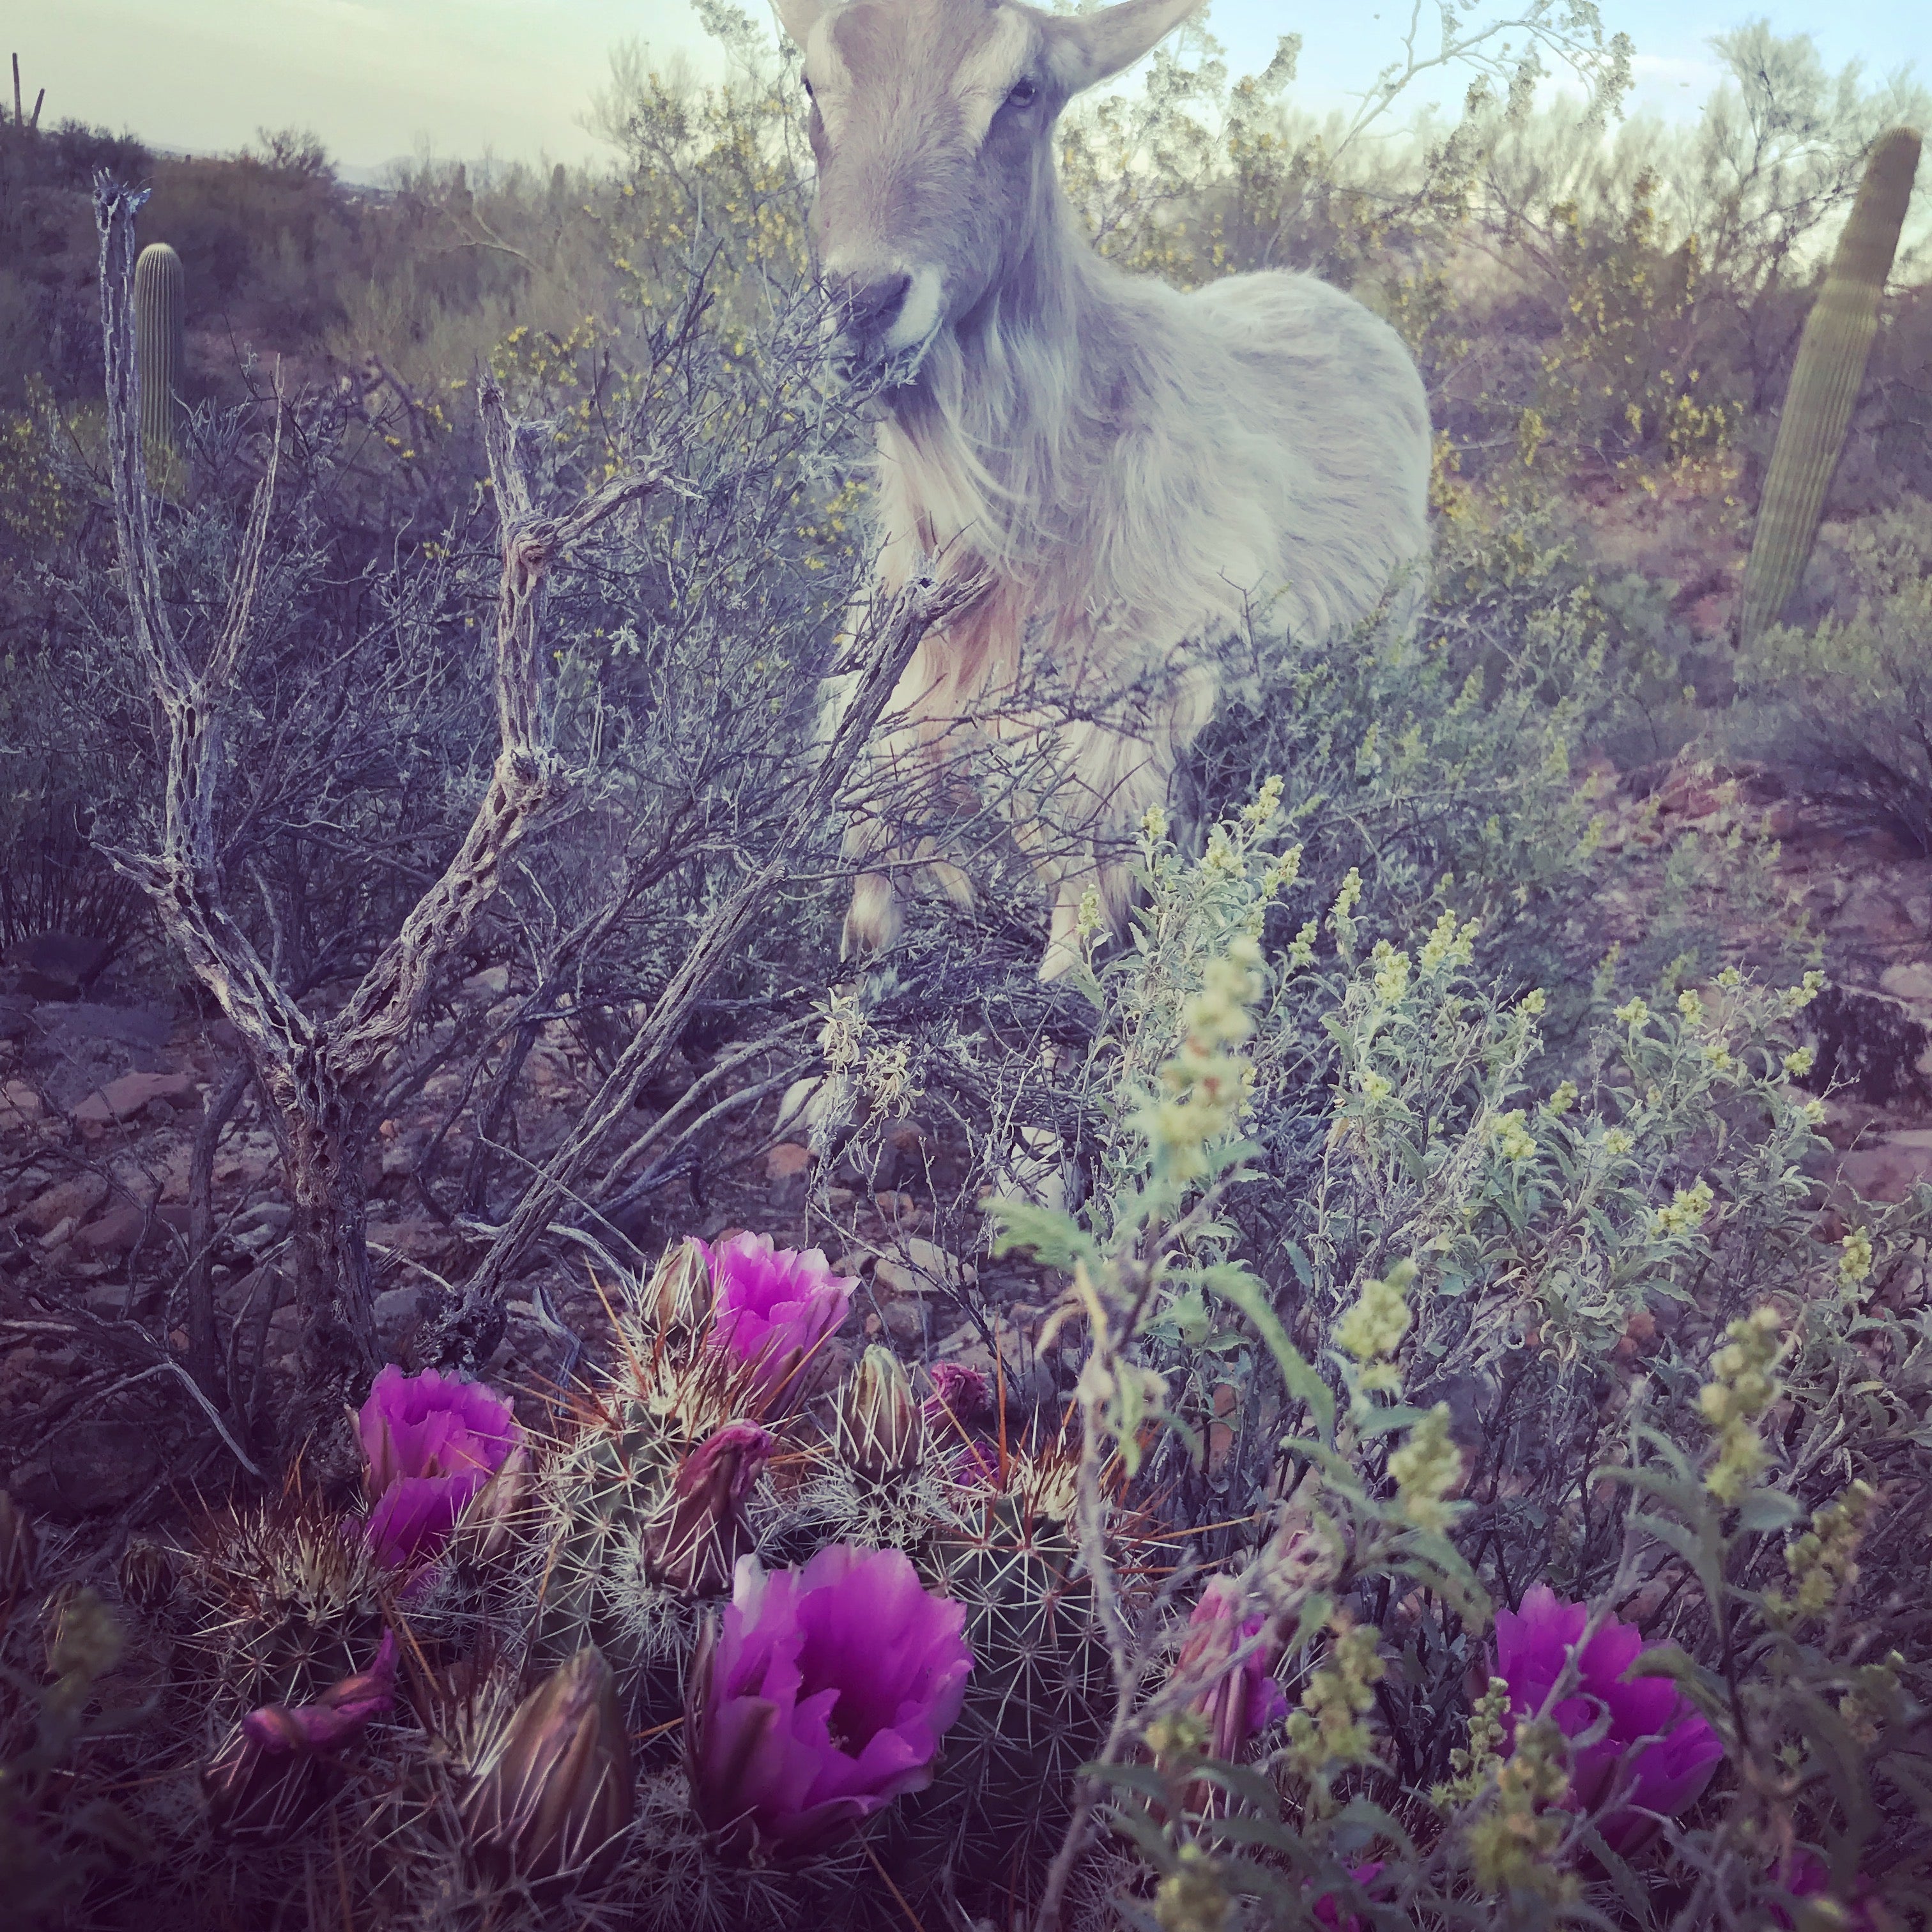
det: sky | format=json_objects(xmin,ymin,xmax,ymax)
[{"xmin": 10, "ymin": 0, "xmax": 1929, "ymax": 176}]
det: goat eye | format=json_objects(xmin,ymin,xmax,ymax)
[{"xmin": 1005, "ymin": 77, "xmax": 1037, "ymax": 108}]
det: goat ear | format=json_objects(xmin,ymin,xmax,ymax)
[
  {"xmin": 1045, "ymin": 0, "xmax": 1199, "ymax": 93},
  {"xmin": 770, "ymin": 0, "xmax": 825, "ymax": 50}
]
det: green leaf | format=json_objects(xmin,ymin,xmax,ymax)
[
  {"xmin": 1089, "ymin": 1760, "xmax": 1175, "ymax": 1804},
  {"xmin": 1205, "ymin": 1262, "xmax": 1335, "ymax": 1439},
  {"xmin": 984, "ymin": 1197, "xmax": 1098, "ymax": 1268},
  {"xmin": 1734, "ymin": 1487, "xmax": 1803, "ymax": 1532}
]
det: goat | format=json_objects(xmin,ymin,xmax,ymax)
[{"xmin": 778, "ymin": 0, "xmax": 1432, "ymax": 979}]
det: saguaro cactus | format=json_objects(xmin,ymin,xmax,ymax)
[
  {"xmin": 1738, "ymin": 128, "xmax": 1922, "ymax": 646},
  {"xmin": 133, "ymin": 240, "xmax": 184, "ymax": 473}
]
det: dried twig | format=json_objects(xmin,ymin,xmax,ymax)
[{"xmin": 91, "ymin": 178, "xmax": 667, "ymax": 1455}]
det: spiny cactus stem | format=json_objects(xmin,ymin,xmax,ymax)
[
  {"xmin": 134, "ymin": 240, "xmax": 184, "ymax": 482},
  {"xmin": 1739, "ymin": 128, "xmax": 1921, "ymax": 644}
]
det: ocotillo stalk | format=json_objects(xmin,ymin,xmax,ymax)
[
  {"xmin": 1738, "ymin": 128, "xmax": 1921, "ymax": 646},
  {"xmin": 134, "ymin": 241, "xmax": 185, "ymax": 479}
]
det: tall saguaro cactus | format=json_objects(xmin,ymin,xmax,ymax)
[
  {"xmin": 1738, "ymin": 128, "xmax": 1922, "ymax": 647},
  {"xmin": 133, "ymin": 240, "xmax": 184, "ymax": 473}
]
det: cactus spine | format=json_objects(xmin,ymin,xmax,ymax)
[
  {"xmin": 133, "ymin": 241, "xmax": 184, "ymax": 477},
  {"xmin": 1738, "ymin": 128, "xmax": 1922, "ymax": 645}
]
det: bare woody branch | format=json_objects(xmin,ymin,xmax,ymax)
[
  {"xmin": 439, "ymin": 565, "xmax": 990, "ymax": 1347},
  {"xmin": 91, "ymin": 177, "xmax": 669, "ymax": 1441}
]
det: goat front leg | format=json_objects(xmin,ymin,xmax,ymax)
[
  {"xmin": 1024, "ymin": 655, "xmax": 1218, "ymax": 979},
  {"xmin": 836, "ymin": 694, "xmax": 975, "ymax": 960}
]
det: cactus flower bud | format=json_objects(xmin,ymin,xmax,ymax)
[
  {"xmin": 1174, "ymin": 1577, "xmax": 1287, "ymax": 1765},
  {"xmin": 0, "ymin": 1487, "xmax": 38, "ymax": 1598},
  {"xmin": 643, "ymin": 1236, "xmax": 714, "ymax": 1337},
  {"xmin": 462, "ymin": 1646, "xmax": 634, "ymax": 1890},
  {"xmin": 838, "ymin": 1346, "xmax": 921, "ymax": 1482},
  {"xmin": 118, "ymin": 1537, "xmax": 177, "ymax": 1618},
  {"xmin": 204, "ymin": 1632, "xmax": 397, "ymax": 1843},
  {"xmin": 922, "ymin": 1361, "xmax": 991, "ymax": 1431},
  {"xmin": 640, "ymin": 1422, "xmax": 773, "ymax": 1595},
  {"xmin": 450, "ymin": 1439, "xmax": 534, "ymax": 1567}
]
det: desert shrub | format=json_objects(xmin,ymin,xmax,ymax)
[
  {"xmin": 1731, "ymin": 497, "xmax": 1932, "ymax": 851},
  {"xmin": 990, "ymin": 788, "xmax": 1932, "ymax": 1929}
]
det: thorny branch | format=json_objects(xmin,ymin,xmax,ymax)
[
  {"xmin": 91, "ymin": 176, "xmax": 667, "ymax": 1438},
  {"xmin": 433, "ymin": 565, "xmax": 991, "ymax": 1354}
]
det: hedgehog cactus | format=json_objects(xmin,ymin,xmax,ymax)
[
  {"xmin": 897, "ymin": 1450, "xmax": 1116, "ymax": 1913},
  {"xmin": 133, "ymin": 240, "xmax": 184, "ymax": 479},
  {"xmin": 176, "ymin": 1496, "xmax": 390, "ymax": 1711},
  {"xmin": 526, "ymin": 1241, "xmax": 790, "ymax": 1669},
  {"xmin": 1739, "ymin": 128, "xmax": 1922, "ymax": 645}
]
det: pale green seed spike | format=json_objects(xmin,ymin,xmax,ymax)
[
  {"xmin": 1738, "ymin": 128, "xmax": 1921, "ymax": 646},
  {"xmin": 134, "ymin": 240, "xmax": 185, "ymax": 484}
]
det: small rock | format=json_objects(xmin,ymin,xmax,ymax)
[
  {"xmin": 234, "ymin": 1200, "xmax": 294, "ymax": 1239},
  {"xmin": 372, "ymin": 1285, "xmax": 421, "ymax": 1340},
  {"xmin": 1880, "ymin": 962, "xmax": 1932, "ymax": 1007},
  {"xmin": 17, "ymin": 1173, "xmax": 110, "ymax": 1236},
  {"xmin": 73, "ymin": 1202, "xmax": 192, "ymax": 1257},
  {"xmin": 3, "ymin": 932, "xmax": 116, "ymax": 1002},
  {"xmin": 463, "ymin": 965, "xmax": 511, "ymax": 999},
  {"xmin": 874, "ymin": 1236, "xmax": 974, "ymax": 1296},
  {"xmin": 73, "ymin": 1070, "xmax": 200, "ymax": 1132},
  {"xmin": 365, "ymin": 1219, "xmax": 452, "ymax": 1262},
  {"xmin": 39, "ymin": 1215, "xmax": 77, "ymax": 1250},
  {"xmin": 1833, "ymin": 879, "xmax": 1915, "ymax": 943},
  {"xmin": 933, "ymin": 1316, "xmax": 1027, "ymax": 1383},
  {"xmin": 46, "ymin": 1420, "xmax": 161, "ymax": 1515},
  {"xmin": 381, "ymin": 1140, "xmax": 415, "ymax": 1179},
  {"xmin": 766, "ymin": 1142, "xmax": 812, "ymax": 1209},
  {"xmin": 1, "ymin": 1079, "xmax": 43, "ymax": 1122},
  {"xmin": 1839, "ymin": 1130, "xmax": 1932, "ymax": 1205},
  {"xmin": 873, "ymin": 1293, "xmax": 923, "ymax": 1345}
]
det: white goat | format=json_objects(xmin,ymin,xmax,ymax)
[{"xmin": 779, "ymin": 0, "xmax": 1432, "ymax": 978}]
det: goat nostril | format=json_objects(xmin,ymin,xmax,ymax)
[{"xmin": 833, "ymin": 272, "xmax": 913, "ymax": 341}]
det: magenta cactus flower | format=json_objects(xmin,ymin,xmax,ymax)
[
  {"xmin": 1776, "ymin": 1851, "xmax": 1881, "ymax": 1931},
  {"xmin": 703, "ymin": 1232, "xmax": 855, "ymax": 1406},
  {"xmin": 686, "ymin": 1544, "xmax": 972, "ymax": 1857},
  {"xmin": 1494, "ymin": 1584, "xmax": 1723, "ymax": 1851},
  {"xmin": 1175, "ymin": 1575, "xmax": 1288, "ymax": 1763},
  {"xmin": 358, "ymin": 1365, "xmax": 524, "ymax": 1570}
]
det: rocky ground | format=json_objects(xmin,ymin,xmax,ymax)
[
  {"xmin": 4, "ymin": 742, "xmax": 1932, "ymax": 1528},
  {"xmin": 0, "ymin": 953, "xmax": 1061, "ymax": 1524}
]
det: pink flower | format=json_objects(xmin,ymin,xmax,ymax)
[
  {"xmin": 703, "ymin": 1232, "xmax": 855, "ymax": 1407},
  {"xmin": 686, "ymin": 1545, "xmax": 972, "ymax": 1857},
  {"xmin": 1312, "ymin": 1860, "xmax": 1386, "ymax": 1931},
  {"xmin": 1176, "ymin": 1575, "xmax": 1288, "ymax": 1764},
  {"xmin": 358, "ymin": 1365, "xmax": 523, "ymax": 1570},
  {"xmin": 1776, "ymin": 1851, "xmax": 1882, "ymax": 1930},
  {"xmin": 1494, "ymin": 1584, "xmax": 1723, "ymax": 1853}
]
